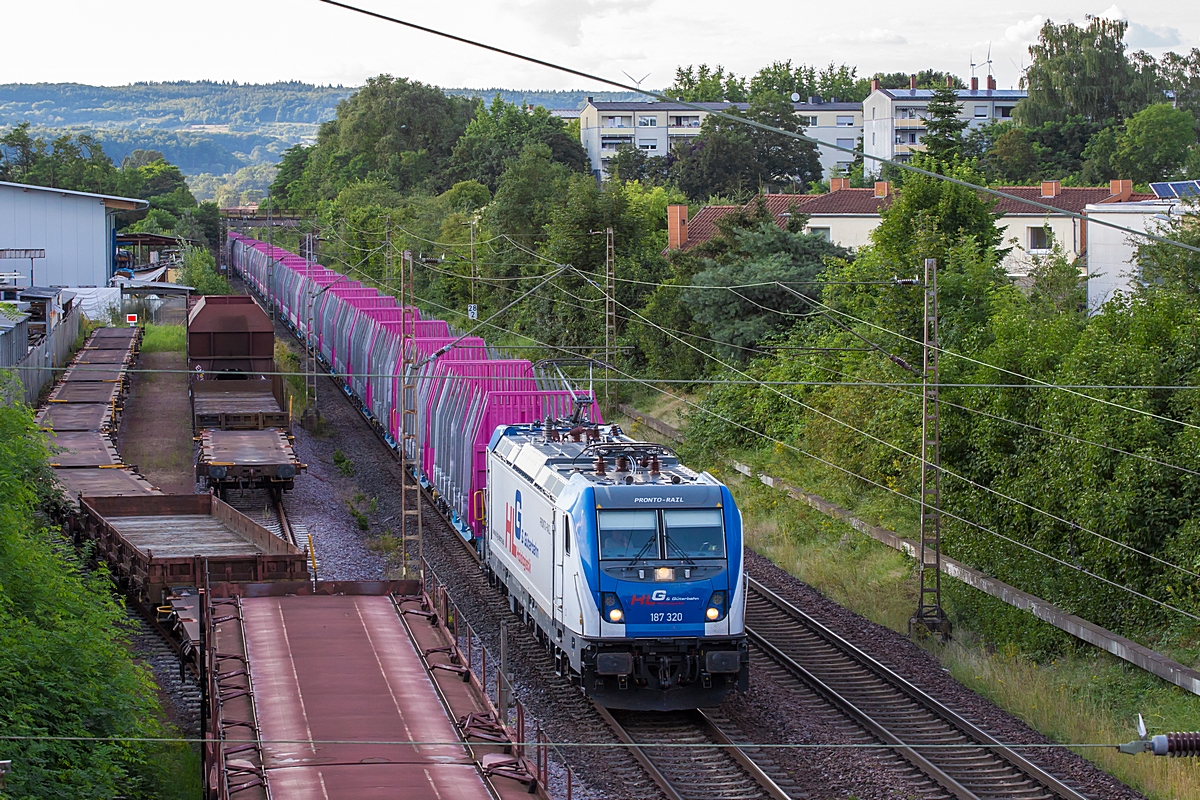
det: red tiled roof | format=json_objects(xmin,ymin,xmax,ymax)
[
  {"xmin": 987, "ymin": 186, "xmax": 1124, "ymax": 214},
  {"xmin": 678, "ymin": 185, "xmax": 1155, "ymax": 251},
  {"xmin": 679, "ymin": 205, "xmax": 738, "ymax": 251}
]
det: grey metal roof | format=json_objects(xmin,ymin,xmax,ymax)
[{"xmin": 0, "ymin": 180, "xmax": 149, "ymax": 208}]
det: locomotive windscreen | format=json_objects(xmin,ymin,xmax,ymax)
[
  {"xmin": 663, "ymin": 509, "xmax": 726, "ymax": 559},
  {"xmin": 598, "ymin": 510, "xmax": 658, "ymax": 560}
]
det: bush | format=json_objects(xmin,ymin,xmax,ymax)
[
  {"xmin": 0, "ymin": 373, "xmax": 180, "ymax": 798},
  {"xmin": 176, "ymin": 244, "xmax": 230, "ymax": 295}
]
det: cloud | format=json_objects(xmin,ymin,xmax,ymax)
[
  {"xmin": 1005, "ymin": 15, "xmax": 1044, "ymax": 43},
  {"xmin": 820, "ymin": 28, "xmax": 906, "ymax": 45},
  {"xmin": 511, "ymin": 0, "xmax": 652, "ymax": 47},
  {"xmin": 1100, "ymin": 5, "xmax": 1182, "ymax": 48}
]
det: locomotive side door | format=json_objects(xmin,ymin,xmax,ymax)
[{"xmin": 554, "ymin": 511, "xmax": 567, "ymax": 624}]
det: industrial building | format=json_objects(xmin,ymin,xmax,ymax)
[{"xmin": 0, "ymin": 181, "xmax": 148, "ymax": 288}]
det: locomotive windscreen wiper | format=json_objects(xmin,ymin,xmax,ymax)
[
  {"xmin": 664, "ymin": 535, "xmax": 697, "ymax": 566},
  {"xmin": 627, "ymin": 534, "xmax": 660, "ymax": 566}
]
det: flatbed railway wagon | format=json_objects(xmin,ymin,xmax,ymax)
[{"xmin": 76, "ymin": 494, "xmax": 309, "ymax": 606}]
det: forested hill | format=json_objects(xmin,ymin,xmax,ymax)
[
  {"xmin": 0, "ymin": 81, "xmax": 353, "ymax": 129},
  {"xmin": 0, "ymin": 82, "xmax": 642, "ymax": 132}
]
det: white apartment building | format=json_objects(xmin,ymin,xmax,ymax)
[
  {"xmin": 863, "ymin": 76, "xmax": 1026, "ymax": 177},
  {"xmin": 579, "ymin": 98, "xmax": 863, "ymax": 181}
]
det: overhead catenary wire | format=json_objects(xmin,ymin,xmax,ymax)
[{"xmin": 316, "ymin": 0, "xmax": 1200, "ymax": 258}]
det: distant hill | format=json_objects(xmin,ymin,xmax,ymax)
[
  {"xmin": 0, "ymin": 82, "xmax": 649, "ymax": 179},
  {"xmin": 0, "ymin": 81, "xmax": 352, "ymax": 131}
]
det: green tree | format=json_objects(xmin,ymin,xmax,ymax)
[
  {"xmin": 667, "ymin": 64, "xmax": 748, "ymax": 102},
  {"xmin": 748, "ymin": 91, "xmax": 823, "ymax": 190},
  {"xmin": 449, "ymin": 97, "xmax": 588, "ymax": 190},
  {"xmin": 1017, "ymin": 16, "xmax": 1161, "ymax": 125},
  {"xmin": 920, "ymin": 84, "xmax": 968, "ymax": 164},
  {"xmin": 605, "ymin": 145, "xmax": 670, "ymax": 184},
  {"xmin": 177, "ymin": 244, "xmax": 231, "ymax": 294},
  {"xmin": 684, "ymin": 216, "xmax": 849, "ymax": 359},
  {"xmin": 268, "ymin": 143, "xmax": 312, "ymax": 207},
  {"xmin": 1111, "ymin": 103, "xmax": 1196, "ymax": 183},
  {"xmin": 871, "ymin": 70, "xmax": 966, "ymax": 90}
]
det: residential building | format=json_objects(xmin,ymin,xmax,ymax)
[
  {"xmin": 579, "ymin": 98, "xmax": 863, "ymax": 181},
  {"xmin": 863, "ymin": 75, "xmax": 1026, "ymax": 177},
  {"xmin": 1083, "ymin": 196, "xmax": 1179, "ymax": 311},
  {"xmin": 0, "ymin": 181, "xmax": 147, "ymax": 288},
  {"xmin": 667, "ymin": 179, "xmax": 1151, "ymax": 280}
]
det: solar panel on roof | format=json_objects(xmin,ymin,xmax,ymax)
[
  {"xmin": 1171, "ymin": 181, "xmax": 1200, "ymax": 198},
  {"xmin": 1150, "ymin": 182, "xmax": 1175, "ymax": 198}
]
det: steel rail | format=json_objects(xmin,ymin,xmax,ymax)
[{"xmin": 746, "ymin": 577, "xmax": 1090, "ymax": 800}]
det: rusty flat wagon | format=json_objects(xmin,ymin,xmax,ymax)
[
  {"xmin": 88, "ymin": 327, "xmax": 141, "ymax": 349},
  {"xmin": 36, "ymin": 402, "xmax": 113, "ymax": 432},
  {"xmin": 197, "ymin": 428, "xmax": 303, "ymax": 493},
  {"xmin": 43, "ymin": 429, "xmax": 121, "ymax": 467},
  {"xmin": 75, "ymin": 347, "xmax": 133, "ymax": 364},
  {"xmin": 47, "ymin": 379, "xmax": 122, "ymax": 405},
  {"xmin": 55, "ymin": 468, "xmax": 159, "ymax": 506},
  {"xmin": 78, "ymin": 494, "xmax": 308, "ymax": 604},
  {"xmin": 192, "ymin": 379, "xmax": 288, "ymax": 430}
]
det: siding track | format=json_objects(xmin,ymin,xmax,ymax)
[{"xmin": 746, "ymin": 577, "xmax": 1091, "ymax": 800}]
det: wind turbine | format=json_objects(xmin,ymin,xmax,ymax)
[{"xmin": 622, "ymin": 71, "xmax": 651, "ymax": 92}]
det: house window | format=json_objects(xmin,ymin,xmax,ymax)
[
  {"xmin": 638, "ymin": 116, "xmax": 657, "ymax": 127},
  {"xmin": 669, "ymin": 115, "xmax": 701, "ymax": 128},
  {"xmin": 974, "ymin": 104, "xmax": 988, "ymax": 118},
  {"xmin": 604, "ymin": 116, "xmax": 631, "ymax": 128},
  {"xmin": 872, "ymin": 132, "xmax": 876, "ymax": 145},
  {"xmin": 1028, "ymin": 226, "xmax": 1054, "ymax": 252},
  {"xmin": 998, "ymin": 106, "xmax": 1013, "ymax": 118},
  {"xmin": 638, "ymin": 139, "xmax": 657, "ymax": 151},
  {"xmin": 808, "ymin": 227, "xmax": 832, "ymax": 241},
  {"xmin": 836, "ymin": 115, "xmax": 855, "ymax": 126},
  {"xmin": 836, "ymin": 138, "xmax": 855, "ymax": 151},
  {"xmin": 872, "ymin": 107, "xmax": 876, "ymax": 119},
  {"xmin": 805, "ymin": 116, "xmax": 818, "ymax": 126},
  {"xmin": 895, "ymin": 135, "xmax": 903, "ymax": 145},
  {"xmin": 908, "ymin": 132, "xmax": 919, "ymax": 144}
]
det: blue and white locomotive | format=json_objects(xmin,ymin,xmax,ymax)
[{"xmin": 485, "ymin": 421, "xmax": 748, "ymax": 710}]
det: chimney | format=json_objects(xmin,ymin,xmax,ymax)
[
  {"xmin": 1109, "ymin": 179, "xmax": 1133, "ymax": 202},
  {"xmin": 987, "ymin": 75, "xmax": 996, "ymax": 91},
  {"xmin": 830, "ymin": 177, "xmax": 849, "ymax": 192},
  {"xmin": 667, "ymin": 204, "xmax": 689, "ymax": 250},
  {"xmin": 970, "ymin": 76, "xmax": 979, "ymax": 92},
  {"xmin": 948, "ymin": 75, "xmax": 955, "ymax": 88},
  {"xmin": 871, "ymin": 78, "xmax": 881, "ymax": 92},
  {"xmin": 874, "ymin": 181, "xmax": 890, "ymax": 198},
  {"xmin": 1040, "ymin": 180, "xmax": 1061, "ymax": 198},
  {"xmin": 909, "ymin": 74, "xmax": 917, "ymax": 91},
  {"xmin": 586, "ymin": 96, "xmax": 593, "ymax": 103}
]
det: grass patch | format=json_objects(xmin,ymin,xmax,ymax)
[
  {"xmin": 347, "ymin": 494, "xmax": 369, "ymax": 531},
  {"xmin": 141, "ymin": 324, "xmax": 185, "ymax": 354},
  {"xmin": 727, "ymin": 468, "xmax": 1200, "ymax": 800}
]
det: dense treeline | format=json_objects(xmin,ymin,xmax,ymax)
[
  {"xmin": 0, "ymin": 375, "xmax": 192, "ymax": 798},
  {"xmin": 0, "ymin": 124, "xmax": 221, "ymax": 247}
]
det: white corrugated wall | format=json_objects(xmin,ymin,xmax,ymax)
[{"xmin": 0, "ymin": 185, "xmax": 110, "ymax": 287}]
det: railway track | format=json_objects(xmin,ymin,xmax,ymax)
[
  {"xmin": 746, "ymin": 578, "xmax": 1091, "ymax": 800},
  {"xmin": 595, "ymin": 706, "xmax": 797, "ymax": 800},
  {"xmin": 221, "ymin": 487, "xmax": 296, "ymax": 547}
]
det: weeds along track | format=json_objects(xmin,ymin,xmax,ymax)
[{"xmin": 745, "ymin": 578, "xmax": 1092, "ymax": 800}]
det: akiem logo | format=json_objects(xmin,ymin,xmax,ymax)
[{"xmin": 505, "ymin": 490, "xmax": 535, "ymax": 573}]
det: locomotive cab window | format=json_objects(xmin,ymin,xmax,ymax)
[
  {"xmin": 563, "ymin": 514, "xmax": 571, "ymax": 555},
  {"xmin": 663, "ymin": 509, "xmax": 725, "ymax": 559},
  {"xmin": 599, "ymin": 510, "xmax": 658, "ymax": 560}
]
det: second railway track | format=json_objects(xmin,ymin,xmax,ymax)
[{"xmin": 746, "ymin": 577, "xmax": 1091, "ymax": 800}]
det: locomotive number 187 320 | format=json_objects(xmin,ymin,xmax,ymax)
[{"xmin": 650, "ymin": 612, "xmax": 684, "ymax": 622}]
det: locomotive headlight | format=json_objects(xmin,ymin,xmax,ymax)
[
  {"xmin": 705, "ymin": 591, "xmax": 727, "ymax": 622},
  {"xmin": 602, "ymin": 592, "xmax": 624, "ymax": 623},
  {"xmin": 654, "ymin": 566, "xmax": 674, "ymax": 582}
]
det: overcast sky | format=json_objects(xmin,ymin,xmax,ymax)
[{"xmin": 2, "ymin": 1, "xmax": 1195, "ymax": 95}]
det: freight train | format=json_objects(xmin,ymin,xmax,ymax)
[{"xmin": 228, "ymin": 233, "xmax": 748, "ymax": 710}]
